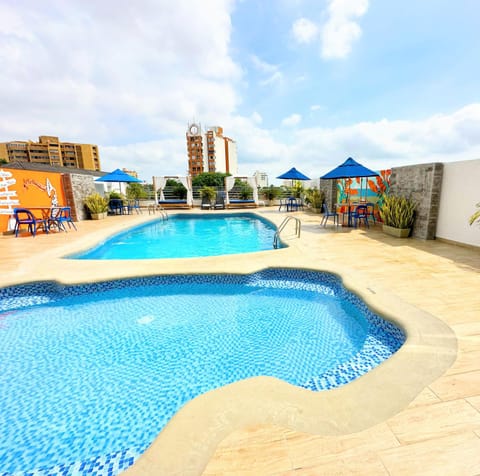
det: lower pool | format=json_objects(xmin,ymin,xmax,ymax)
[
  {"xmin": 70, "ymin": 213, "xmax": 281, "ymax": 259},
  {"xmin": 0, "ymin": 269, "xmax": 405, "ymax": 475}
]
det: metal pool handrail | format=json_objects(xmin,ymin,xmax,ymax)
[{"xmin": 273, "ymin": 216, "xmax": 301, "ymax": 248}]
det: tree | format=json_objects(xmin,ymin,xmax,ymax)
[
  {"xmin": 192, "ymin": 172, "xmax": 230, "ymax": 188},
  {"xmin": 126, "ymin": 182, "xmax": 148, "ymax": 199},
  {"xmin": 164, "ymin": 179, "xmax": 187, "ymax": 199}
]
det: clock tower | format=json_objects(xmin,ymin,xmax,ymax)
[{"xmin": 186, "ymin": 123, "xmax": 204, "ymax": 177}]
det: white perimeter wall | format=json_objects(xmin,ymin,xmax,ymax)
[{"xmin": 436, "ymin": 159, "xmax": 480, "ymax": 248}]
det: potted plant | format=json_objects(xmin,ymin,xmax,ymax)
[
  {"xmin": 199, "ymin": 186, "xmax": 217, "ymax": 207},
  {"xmin": 238, "ymin": 182, "xmax": 253, "ymax": 200},
  {"xmin": 379, "ymin": 194, "xmax": 416, "ymax": 238},
  {"xmin": 84, "ymin": 193, "xmax": 109, "ymax": 220},
  {"xmin": 304, "ymin": 187, "xmax": 325, "ymax": 213},
  {"xmin": 469, "ymin": 202, "xmax": 480, "ymax": 226},
  {"xmin": 261, "ymin": 185, "xmax": 280, "ymax": 206}
]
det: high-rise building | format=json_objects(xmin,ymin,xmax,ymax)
[
  {"xmin": 122, "ymin": 168, "xmax": 138, "ymax": 178},
  {"xmin": 254, "ymin": 171, "xmax": 269, "ymax": 188},
  {"xmin": 186, "ymin": 123, "xmax": 238, "ymax": 177},
  {"xmin": 0, "ymin": 136, "xmax": 101, "ymax": 171}
]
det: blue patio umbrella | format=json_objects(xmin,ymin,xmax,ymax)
[
  {"xmin": 95, "ymin": 168, "xmax": 142, "ymax": 183},
  {"xmin": 321, "ymin": 157, "xmax": 379, "ymax": 202},
  {"xmin": 95, "ymin": 168, "xmax": 142, "ymax": 194},
  {"xmin": 277, "ymin": 167, "xmax": 311, "ymax": 182},
  {"xmin": 320, "ymin": 157, "xmax": 378, "ymax": 179}
]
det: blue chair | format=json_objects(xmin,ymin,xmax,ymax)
[
  {"xmin": 352, "ymin": 205, "xmax": 369, "ymax": 228},
  {"xmin": 278, "ymin": 198, "xmax": 288, "ymax": 211},
  {"xmin": 286, "ymin": 197, "xmax": 298, "ymax": 212},
  {"xmin": 365, "ymin": 202, "xmax": 376, "ymax": 224},
  {"xmin": 13, "ymin": 208, "xmax": 49, "ymax": 237},
  {"xmin": 127, "ymin": 199, "xmax": 142, "ymax": 214},
  {"xmin": 109, "ymin": 199, "xmax": 124, "ymax": 215},
  {"xmin": 320, "ymin": 203, "xmax": 339, "ymax": 227},
  {"xmin": 49, "ymin": 207, "xmax": 77, "ymax": 232}
]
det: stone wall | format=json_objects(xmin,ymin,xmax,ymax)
[
  {"xmin": 319, "ymin": 179, "xmax": 337, "ymax": 212},
  {"xmin": 64, "ymin": 173, "xmax": 97, "ymax": 221},
  {"xmin": 389, "ymin": 162, "xmax": 443, "ymax": 240}
]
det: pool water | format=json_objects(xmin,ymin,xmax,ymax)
[
  {"xmin": 71, "ymin": 213, "xmax": 281, "ymax": 259},
  {"xmin": 0, "ymin": 269, "xmax": 405, "ymax": 475}
]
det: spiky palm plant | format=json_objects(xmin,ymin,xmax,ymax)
[
  {"xmin": 379, "ymin": 194, "xmax": 416, "ymax": 229},
  {"xmin": 469, "ymin": 202, "xmax": 480, "ymax": 226}
]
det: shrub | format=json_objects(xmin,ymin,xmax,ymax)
[
  {"xmin": 379, "ymin": 194, "xmax": 416, "ymax": 229},
  {"xmin": 108, "ymin": 191, "xmax": 123, "ymax": 200},
  {"xmin": 304, "ymin": 188, "xmax": 325, "ymax": 209},
  {"xmin": 261, "ymin": 185, "xmax": 281, "ymax": 201},
  {"xmin": 84, "ymin": 193, "xmax": 109, "ymax": 214},
  {"xmin": 469, "ymin": 202, "xmax": 480, "ymax": 226},
  {"xmin": 199, "ymin": 186, "xmax": 217, "ymax": 201}
]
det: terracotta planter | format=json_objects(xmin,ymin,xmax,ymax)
[
  {"xmin": 382, "ymin": 224, "xmax": 411, "ymax": 238},
  {"xmin": 90, "ymin": 212, "xmax": 107, "ymax": 220}
]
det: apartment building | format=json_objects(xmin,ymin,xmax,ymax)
[
  {"xmin": 186, "ymin": 123, "xmax": 238, "ymax": 177},
  {"xmin": 254, "ymin": 170, "xmax": 269, "ymax": 188},
  {"xmin": 0, "ymin": 136, "xmax": 101, "ymax": 171}
]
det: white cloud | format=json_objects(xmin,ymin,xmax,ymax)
[
  {"xmin": 292, "ymin": 18, "xmax": 319, "ymax": 44},
  {"xmin": 321, "ymin": 0, "xmax": 369, "ymax": 59},
  {"xmin": 310, "ymin": 104, "xmax": 323, "ymax": 111},
  {"xmin": 0, "ymin": 0, "xmax": 240, "ymax": 147},
  {"xmin": 145, "ymin": 102, "xmax": 479, "ymax": 180},
  {"xmin": 251, "ymin": 55, "xmax": 283, "ymax": 86},
  {"xmin": 281, "ymin": 114, "xmax": 302, "ymax": 127},
  {"xmin": 260, "ymin": 71, "xmax": 284, "ymax": 86},
  {"xmin": 251, "ymin": 112, "xmax": 263, "ymax": 124},
  {"xmin": 250, "ymin": 55, "xmax": 278, "ymax": 74}
]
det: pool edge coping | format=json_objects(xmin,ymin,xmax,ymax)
[{"xmin": 120, "ymin": 263, "xmax": 457, "ymax": 475}]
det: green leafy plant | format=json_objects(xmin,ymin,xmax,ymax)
[
  {"xmin": 192, "ymin": 172, "xmax": 230, "ymax": 188},
  {"xmin": 290, "ymin": 181, "xmax": 304, "ymax": 198},
  {"xmin": 304, "ymin": 187, "xmax": 325, "ymax": 209},
  {"xmin": 469, "ymin": 203, "xmax": 480, "ymax": 226},
  {"xmin": 108, "ymin": 191, "xmax": 123, "ymax": 200},
  {"xmin": 379, "ymin": 194, "xmax": 416, "ymax": 229},
  {"xmin": 261, "ymin": 185, "xmax": 280, "ymax": 201},
  {"xmin": 236, "ymin": 181, "xmax": 253, "ymax": 199},
  {"xmin": 165, "ymin": 179, "xmax": 187, "ymax": 199},
  {"xmin": 126, "ymin": 182, "xmax": 148, "ymax": 200},
  {"xmin": 199, "ymin": 186, "xmax": 217, "ymax": 202},
  {"xmin": 84, "ymin": 193, "xmax": 109, "ymax": 214}
]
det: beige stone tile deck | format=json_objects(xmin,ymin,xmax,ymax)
[{"xmin": 1, "ymin": 208, "xmax": 479, "ymax": 475}]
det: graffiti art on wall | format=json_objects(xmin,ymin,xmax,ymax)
[
  {"xmin": 23, "ymin": 177, "xmax": 59, "ymax": 207},
  {"xmin": 0, "ymin": 170, "xmax": 20, "ymax": 216}
]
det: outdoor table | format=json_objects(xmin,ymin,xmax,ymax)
[
  {"xmin": 26, "ymin": 206, "xmax": 62, "ymax": 220},
  {"xmin": 336, "ymin": 202, "xmax": 364, "ymax": 227}
]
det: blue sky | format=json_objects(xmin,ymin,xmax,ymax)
[{"xmin": 0, "ymin": 0, "xmax": 479, "ymax": 182}]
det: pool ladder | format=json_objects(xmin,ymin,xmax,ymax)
[
  {"xmin": 273, "ymin": 216, "xmax": 301, "ymax": 248},
  {"xmin": 158, "ymin": 208, "xmax": 169, "ymax": 221},
  {"xmin": 148, "ymin": 204, "xmax": 169, "ymax": 221}
]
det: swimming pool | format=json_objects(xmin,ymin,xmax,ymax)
[
  {"xmin": 0, "ymin": 269, "xmax": 405, "ymax": 475},
  {"xmin": 71, "ymin": 213, "xmax": 281, "ymax": 259}
]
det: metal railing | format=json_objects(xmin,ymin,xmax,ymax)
[{"xmin": 273, "ymin": 216, "xmax": 301, "ymax": 248}]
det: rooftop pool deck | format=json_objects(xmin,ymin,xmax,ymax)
[{"xmin": 1, "ymin": 207, "xmax": 479, "ymax": 475}]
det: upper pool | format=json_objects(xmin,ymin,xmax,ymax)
[{"xmin": 70, "ymin": 213, "xmax": 281, "ymax": 260}]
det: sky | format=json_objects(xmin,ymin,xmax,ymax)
[{"xmin": 1, "ymin": 0, "xmax": 479, "ymax": 183}]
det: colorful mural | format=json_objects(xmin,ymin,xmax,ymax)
[
  {"xmin": 336, "ymin": 169, "xmax": 391, "ymax": 220},
  {"xmin": 336, "ymin": 169, "xmax": 391, "ymax": 204},
  {"xmin": 0, "ymin": 169, "xmax": 66, "ymax": 233}
]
